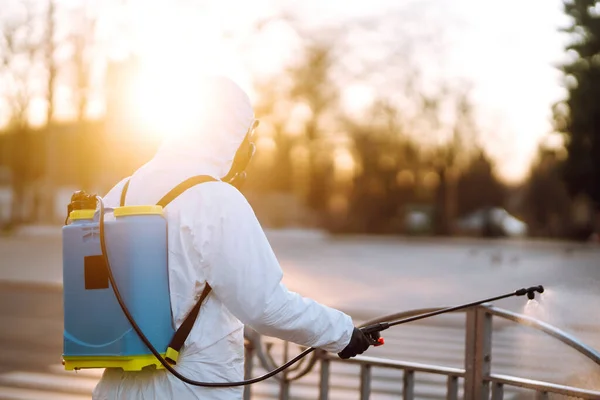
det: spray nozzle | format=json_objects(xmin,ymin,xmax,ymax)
[{"xmin": 515, "ymin": 285, "xmax": 544, "ymax": 300}]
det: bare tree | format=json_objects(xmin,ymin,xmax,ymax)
[
  {"xmin": 68, "ymin": 4, "xmax": 99, "ymax": 194},
  {"xmin": 239, "ymin": 4, "xmax": 483, "ymax": 233},
  {"xmin": 68, "ymin": 6, "xmax": 97, "ymax": 123},
  {"xmin": 0, "ymin": 1, "xmax": 43, "ymax": 225},
  {"xmin": 0, "ymin": 4, "xmax": 39, "ymax": 129},
  {"xmin": 287, "ymin": 39, "xmax": 341, "ymax": 214},
  {"xmin": 44, "ymin": 0, "xmax": 56, "ymax": 124}
]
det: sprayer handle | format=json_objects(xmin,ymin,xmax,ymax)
[
  {"xmin": 360, "ymin": 322, "xmax": 390, "ymax": 335},
  {"xmin": 361, "ymin": 328, "xmax": 384, "ymax": 347},
  {"xmin": 361, "ymin": 323, "xmax": 388, "ymax": 347}
]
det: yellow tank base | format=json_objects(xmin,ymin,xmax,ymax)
[{"xmin": 63, "ymin": 354, "xmax": 167, "ymax": 371}]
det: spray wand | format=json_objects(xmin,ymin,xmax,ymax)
[{"xmin": 360, "ymin": 285, "xmax": 544, "ymax": 337}]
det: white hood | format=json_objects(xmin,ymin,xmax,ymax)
[{"xmin": 124, "ymin": 76, "xmax": 255, "ymax": 205}]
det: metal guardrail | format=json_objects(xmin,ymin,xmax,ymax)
[{"xmin": 242, "ymin": 305, "xmax": 600, "ymax": 400}]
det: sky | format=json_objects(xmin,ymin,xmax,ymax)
[
  {"xmin": 265, "ymin": 0, "xmax": 572, "ymax": 183},
  {"xmin": 441, "ymin": 0, "xmax": 571, "ymax": 182},
  {"xmin": 1, "ymin": 0, "xmax": 573, "ymax": 183}
]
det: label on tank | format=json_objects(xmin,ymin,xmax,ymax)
[{"xmin": 84, "ymin": 255, "xmax": 109, "ymax": 290}]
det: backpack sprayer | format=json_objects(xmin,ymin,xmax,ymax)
[{"xmin": 61, "ymin": 181, "xmax": 544, "ymax": 387}]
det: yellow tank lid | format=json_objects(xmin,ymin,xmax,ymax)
[
  {"xmin": 69, "ymin": 210, "xmax": 96, "ymax": 220},
  {"xmin": 114, "ymin": 205, "xmax": 164, "ymax": 217}
]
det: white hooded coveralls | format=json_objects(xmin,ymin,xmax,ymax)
[{"xmin": 92, "ymin": 77, "xmax": 354, "ymax": 399}]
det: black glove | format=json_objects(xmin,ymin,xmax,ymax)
[{"xmin": 338, "ymin": 327, "xmax": 380, "ymax": 359}]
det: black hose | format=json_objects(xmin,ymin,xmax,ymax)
[
  {"xmin": 96, "ymin": 196, "xmax": 315, "ymax": 387},
  {"xmin": 95, "ymin": 195, "xmax": 543, "ymax": 387}
]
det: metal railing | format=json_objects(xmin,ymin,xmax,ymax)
[{"xmin": 242, "ymin": 304, "xmax": 600, "ymax": 400}]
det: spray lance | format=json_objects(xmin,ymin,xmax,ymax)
[
  {"xmin": 96, "ymin": 194, "xmax": 544, "ymax": 387},
  {"xmin": 359, "ymin": 285, "xmax": 545, "ymax": 336}
]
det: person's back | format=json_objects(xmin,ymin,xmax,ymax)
[{"xmin": 92, "ymin": 76, "xmax": 375, "ymax": 400}]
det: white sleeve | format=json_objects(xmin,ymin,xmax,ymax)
[{"xmin": 192, "ymin": 183, "xmax": 354, "ymax": 354}]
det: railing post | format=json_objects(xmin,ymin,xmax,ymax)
[
  {"xmin": 243, "ymin": 341, "xmax": 254, "ymax": 400},
  {"xmin": 465, "ymin": 307, "xmax": 477, "ymax": 400},
  {"xmin": 318, "ymin": 352, "xmax": 330, "ymax": 400},
  {"xmin": 279, "ymin": 340, "xmax": 290, "ymax": 400},
  {"xmin": 447, "ymin": 375, "xmax": 459, "ymax": 400},
  {"xmin": 360, "ymin": 364, "xmax": 372, "ymax": 400},
  {"xmin": 464, "ymin": 306, "xmax": 493, "ymax": 400},
  {"xmin": 403, "ymin": 369, "xmax": 415, "ymax": 400},
  {"xmin": 535, "ymin": 391, "xmax": 549, "ymax": 400},
  {"xmin": 491, "ymin": 382, "xmax": 503, "ymax": 400}
]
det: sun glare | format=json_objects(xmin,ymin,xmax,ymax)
[
  {"xmin": 131, "ymin": 62, "xmax": 211, "ymax": 139},
  {"xmin": 124, "ymin": 1, "xmax": 246, "ymax": 140}
]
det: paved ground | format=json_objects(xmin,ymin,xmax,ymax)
[{"xmin": 1, "ymin": 228, "xmax": 599, "ymax": 399}]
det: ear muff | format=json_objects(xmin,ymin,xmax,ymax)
[
  {"xmin": 228, "ymin": 170, "xmax": 247, "ymax": 189},
  {"xmin": 222, "ymin": 119, "xmax": 259, "ymax": 186},
  {"xmin": 223, "ymin": 137, "xmax": 256, "ymax": 185},
  {"xmin": 247, "ymin": 141, "xmax": 256, "ymax": 160}
]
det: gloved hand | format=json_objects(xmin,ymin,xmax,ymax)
[{"xmin": 338, "ymin": 327, "xmax": 381, "ymax": 359}]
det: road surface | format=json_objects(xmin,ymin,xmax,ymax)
[{"xmin": 1, "ymin": 228, "xmax": 599, "ymax": 399}]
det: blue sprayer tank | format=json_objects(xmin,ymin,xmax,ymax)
[{"xmin": 62, "ymin": 192, "xmax": 174, "ymax": 371}]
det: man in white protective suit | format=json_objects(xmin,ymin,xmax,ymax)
[{"xmin": 92, "ymin": 76, "xmax": 379, "ymax": 399}]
